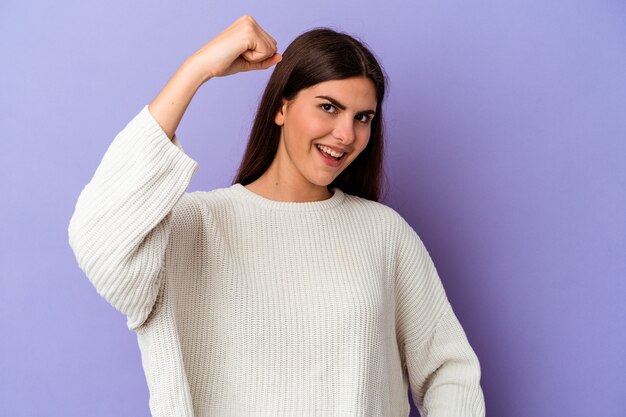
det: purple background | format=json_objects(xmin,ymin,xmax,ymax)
[{"xmin": 2, "ymin": 1, "xmax": 625, "ymax": 416}]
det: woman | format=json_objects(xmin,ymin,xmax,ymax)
[{"xmin": 69, "ymin": 15, "xmax": 485, "ymax": 417}]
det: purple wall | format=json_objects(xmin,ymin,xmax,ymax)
[{"xmin": 2, "ymin": 1, "xmax": 625, "ymax": 416}]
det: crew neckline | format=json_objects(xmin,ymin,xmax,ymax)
[{"xmin": 230, "ymin": 183, "xmax": 345, "ymax": 212}]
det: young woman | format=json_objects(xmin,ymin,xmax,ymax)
[{"xmin": 69, "ymin": 15, "xmax": 485, "ymax": 417}]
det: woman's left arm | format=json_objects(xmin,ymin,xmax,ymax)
[{"xmin": 393, "ymin": 215, "xmax": 485, "ymax": 417}]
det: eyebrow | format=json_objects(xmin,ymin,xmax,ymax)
[{"xmin": 315, "ymin": 95, "xmax": 376, "ymax": 115}]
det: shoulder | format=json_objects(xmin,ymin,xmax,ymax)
[
  {"xmin": 341, "ymin": 192, "xmax": 415, "ymax": 236},
  {"xmin": 341, "ymin": 191, "xmax": 430, "ymax": 256},
  {"xmin": 341, "ymin": 193, "xmax": 430, "ymax": 268},
  {"xmin": 169, "ymin": 186, "xmax": 235, "ymax": 230}
]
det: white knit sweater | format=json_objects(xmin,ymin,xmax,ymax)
[{"xmin": 68, "ymin": 105, "xmax": 485, "ymax": 417}]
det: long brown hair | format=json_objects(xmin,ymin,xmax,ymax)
[{"xmin": 232, "ymin": 28, "xmax": 388, "ymax": 201}]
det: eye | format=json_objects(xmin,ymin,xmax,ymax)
[
  {"xmin": 356, "ymin": 113, "xmax": 373, "ymax": 124},
  {"xmin": 320, "ymin": 103, "xmax": 337, "ymax": 114}
]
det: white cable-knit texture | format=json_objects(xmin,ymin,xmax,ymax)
[{"xmin": 68, "ymin": 105, "xmax": 485, "ymax": 417}]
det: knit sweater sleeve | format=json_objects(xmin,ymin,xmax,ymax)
[
  {"xmin": 394, "ymin": 216, "xmax": 485, "ymax": 417},
  {"xmin": 68, "ymin": 105, "xmax": 199, "ymax": 331}
]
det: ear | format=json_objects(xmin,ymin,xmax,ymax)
[{"xmin": 274, "ymin": 99, "xmax": 288, "ymax": 126}]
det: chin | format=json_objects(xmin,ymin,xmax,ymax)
[
  {"xmin": 311, "ymin": 179, "xmax": 334, "ymax": 187},
  {"xmin": 307, "ymin": 174, "xmax": 336, "ymax": 188},
  {"xmin": 306, "ymin": 164, "xmax": 349, "ymax": 188}
]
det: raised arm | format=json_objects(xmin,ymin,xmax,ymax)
[
  {"xmin": 149, "ymin": 15, "xmax": 282, "ymax": 140},
  {"xmin": 68, "ymin": 15, "xmax": 281, "ymax": 331}
]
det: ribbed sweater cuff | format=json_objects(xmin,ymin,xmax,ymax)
[{"xmin": 133, "ymin": 104, "xmax": 198, "ymax": 171}]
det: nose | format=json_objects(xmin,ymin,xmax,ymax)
[{"xmin": 332, "ymin": 116, "xmax": 356, "ymax": 145}]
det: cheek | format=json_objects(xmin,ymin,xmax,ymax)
[
  {"xmin": 306, "ymin": 117, "xmax": 332, "ymax": 138},
  {"xmin": 347, "ymin": 134, "xmax": 371, "ymax": 162},
  {"xmin": 294, "ymin": 109, "xmax": 332, "ymax": 134},
  {"xmin": 285, "ymin": 114, "xmax": 328, "ymax": 146},
  {"xmin": 356, "ymin": 130, "xmax": 371, "ymax": 152}
]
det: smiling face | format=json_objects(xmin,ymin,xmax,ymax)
[{"xmin": 272, "ymin": 76, "xmax": 378, "ymax": 192}]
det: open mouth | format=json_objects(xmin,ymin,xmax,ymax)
[{"xmin": 315, "ymin": 144, "xmax": 345, "ymax": 161}]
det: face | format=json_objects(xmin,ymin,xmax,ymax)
[{"xmin": 273, "ymin": 76, "xmax": 378, "ymax": 189}]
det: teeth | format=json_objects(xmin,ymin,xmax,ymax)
[{"xmin": 316, "ymin": 144, "xmax": 345, "ymax": 158}]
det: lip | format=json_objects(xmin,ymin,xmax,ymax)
[
  {"xmin": 315, "ymin": 144, "xmax": 344, "ymax": 167},
  {"xmin": 315, "ymin": 143, "xmax": 349, "ymax": 154}
]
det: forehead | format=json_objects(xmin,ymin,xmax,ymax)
[{"xmin": 300, "ymin": 77, "xmax": 377, "ymax": 109}]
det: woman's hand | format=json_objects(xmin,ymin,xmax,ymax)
[
  {"xmin": 148, "ymin": 15, "xmax": 281, "ymax": 140},
  {"xmin": 189, "ymin": 15, "xmax": 282, "ymax": 82}
]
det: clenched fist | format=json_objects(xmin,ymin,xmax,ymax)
[{"xmin": 190, "ymin": 15, "xmax": 283, "ymax": 81}]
